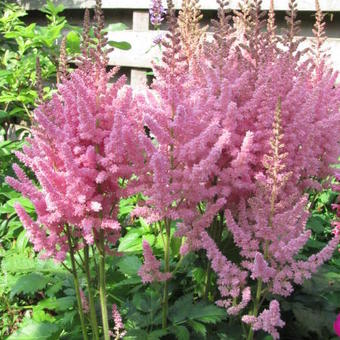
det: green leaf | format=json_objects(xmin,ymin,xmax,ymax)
[
  {"xmin": 15, "ymin": 229, "xmax": 29, "ymax": 252},
  {"xmin": 41, "ymin": 0, "xmax": 65, "ymax": 16},
  {"xmin": 0, "ymin": 196, "xmax": 35, "ymax": 214},
  {"xmin": 118, "ymin": 230, "xmax": 141, "ymax": 252},
  {"xmin": 32, "ymin": 307, "xmax": 55, "ymax": 323},
  {"xmin": 292, "ymin": 302, "xmax": 335, "ymax": 337},
  {"xmin": 38, "ymin": 296, "xmax": 76, "ymax": 312},
  {"xmin": 117, "ymin": 255, "xmax": 142, "ymax": 276},
  {"xmin": 66, "ymin": 31, "xmax": 80, "ymax": 53},
  {"xmin": 10, "ymin": 273, "xmax": 49, "ymax": 298},
  {"xmin": 148, "ymin": 329, "xmax": 168, "ymax": 340},
  {"xmin": 307, "ymin": 215, "xmax": 326, "ymax": 234},
  {"xmin": 169, "ymin": 325, "xmax": 190, "ymax": 340},
  {"xmin": 188, "ymin": 320, "xmax": 207, "ymax": 337},
  {"xmin": 306, "ymin": 239, "xmax": 325, "ymax": 250},
  {"xmin": 124, "ymin": 329, "xmax": 148, "ymax": 340},
  {"xmin": 103, "ymin": 23, "xmax": 129, "ymax": 32},
  {"xmin": 108, "ymin": 40, "xmax": 132, "ymax": 50},
  {"xmin": 7, "ymin": 319, "xmax": 60, "ymax": 340},
  {"xmin": 132, "ymin": 290, "xmax": 161, "ymax": 314},
  {"xmin": 169, "ymin": 294, "xmax": 226, "ymax": 325}
]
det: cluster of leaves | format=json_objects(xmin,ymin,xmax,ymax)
[{"xmin": 280, "ymin": 187, "xmax": 340, "ymax": 340}]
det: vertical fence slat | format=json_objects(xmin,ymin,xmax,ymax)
[{"xmin": 131, "ymin": 11, "xmax": 149, "ymax": 87}]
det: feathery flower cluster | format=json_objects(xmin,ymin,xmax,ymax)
[
  {"xmin": 111, "ymin": 304, "xmax": 126, "ymax": 339},
  {"xmin": 6, "ymin": 0, "xmax": 340, "ymax": 339},
  {"xmin": 138, "ymin": 240, "xmax": 171, "ymax": 283},
  {"xmin": 201, "ymin": 230, "xmax": 250, "ymax": 314},
  {"xmin": 212, "ymin": 98, "xmax": 339, "ymax": 337},
  {"xmin": 6, "ymin": 39, "xmax": 144, "ymax": 262},
  {"xmin": 150, "ymin": 0, "xmax": 166, "ymax": 27},
  {"xmin": 242, "ymin": 300, "xmax": 285, "ymax": 340}
]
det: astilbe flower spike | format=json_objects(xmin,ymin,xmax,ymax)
[
  {"xmin": 242, "ymin": 300, "xmax": 285, "ymax": 340},
  {"xmin": 222, "ymin": 99, "xmax": 340, "ymax": 338},
  {"xmin": 139, "ymin": 240, "xmax": 171, "ymax": 283},
  {"xmin": 136, "ymin": 0, "xmax": 255, "ymax": 254},
  {"xmin": 110, "ymin": 304, "xmax": 126, "ymax": 339},
  {"xmin": 6, "ymin": 7, "xmax": 145, "ymax": 261},
  {"xmin": 150, "ymin": 0, "xmax": 166, "ymax": 27}
]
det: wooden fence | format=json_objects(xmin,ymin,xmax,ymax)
[{"xmin": 17, "ymin": 0, "xmax": 340, "ymax": 86}]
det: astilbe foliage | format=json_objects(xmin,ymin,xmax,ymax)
[{"xmin": 6, "ymin": 10, "xmax": 144, "ymax": 261}]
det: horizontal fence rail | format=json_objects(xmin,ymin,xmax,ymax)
[
  {"xmin": 17, "ymin": 0, "xmax": 340, "ymax": 12},
  {"xmin": 107, "ymin": 30, "xmax": 340, "ymax": 68}
]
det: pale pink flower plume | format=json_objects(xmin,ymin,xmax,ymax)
[{"xmin": 138, "ymin": 240, "xmax": 171, "ymax": 284}]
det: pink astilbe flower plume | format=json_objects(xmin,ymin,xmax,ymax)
[
  {"xmin": 222, "ymin": 99, "xmax": 340, "ymax": 338},
  {"xmin": 242, "ymin": 300, "xmax": 285, "ymax": 340},
  {"xmin": 110, "ymin": 304, "xmax": 126, "ymax": 339},
  {"xmin": 138, "ymin": 240, "xmax": 171, "ymax": 283},
  {"xmin": 6, "ymin": 6, "xmax": 144, "ymax": 261}
]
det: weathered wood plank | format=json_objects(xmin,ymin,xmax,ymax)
[
  {"xmin": 107, "ymin": 30, "xmax": 340, "ymax": 71},
  {"xmin": 132, "ymin": 11, "xmax": 149, "ymax": 32},
  {"xmin": 16, "ymin": 0, "xmax": 340, "ymax": 12},
  {"xmin": 131, "ymin": 11, "xmax": 149, "ymax": 86}
]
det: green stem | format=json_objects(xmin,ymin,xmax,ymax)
[
  {"xmin": 204, "ymin": 262, "xmax": 212, "ymax": 300},
  {"xmin": 162, "ymin": 219, "xmax": 171, "ymax": 329},
  {"xmin": 66, "ymin": 225, "xmax": 88, "ymax": 340},
  {"xmin": 84, "ymin": 245, "xmax": 100, "ymax": 340},
  {"xmin": 98, "ymin": 230, "xmax": 110, "ymax": 340},
  {"xmin": 247, "ymin": 279, "xmax": 263, "ymax": 340}
]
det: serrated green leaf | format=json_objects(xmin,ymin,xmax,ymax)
[
  {"xmin": 148, "ymin": 329, "xmax": 168, "ymax": 339},
  {"xmin": 307, "ymin": 215, "xmax": 326, "ymax": 234},
  {"xmin": 32, "ymin": 307, "xmax": 55, "ymax": 323},
  {"xmin": 169, "ymin": 294, "xmax": 226, "ymax": 325},
  {"xmin": 117, "ymin": 255, "xmax": 142, "ymax": 276},
  {"xmin": 306, "ymin": 239, "xmax": 325, "ymax": 250},
  {"xmin": 38, "ymin": 296, "xmax": 75, "ymax": 312},
  {"xmin": 188, "ymin": 320, "xmax": 206, "ymax": 337},
  {"xmin": 45, "ymin": 280, "xmax": 63, "ymax": 297},
  {"xmin": 169, "ymin": 325, "xmax": 190, "ymax": 340},
  {"xmin": 10, "ymin": 273, "xmax": 48, "ymax": 298},
  {"xmin": 118, "ymin": 230, "xmax": 141, "ymax": 252},
  {"xmin": 7, "ymin": 319, "xmax": 60, "ymax": 340}
]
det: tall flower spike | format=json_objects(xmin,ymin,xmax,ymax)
[
  {"xmin": 150, "ymin": 0, "xmax": 166, "ymax": 27},
  {"xmin": 111, "ymin": 304, "xmax": 126, "ymax": 339},
  {"xmin": 138, "ymin": 240, "xmax": 171, "ymax": 283},
  {"xmin": 267, "ymin": 0, "xmax": 276, "ymax": 39},
  {"xmin": 178, "ymin": 0, "xmax": 207, "ymax": 59},
  {"xmin": 82, "ymin": 8, "xmax": 90, "ymax": 56},
  {"xmin": 312, "ymin": 0, "xmax": 327, "ymax": 64},
  {"xmin": 283, "ymin": 0, "xmax": 304, "ymax": 55}
]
